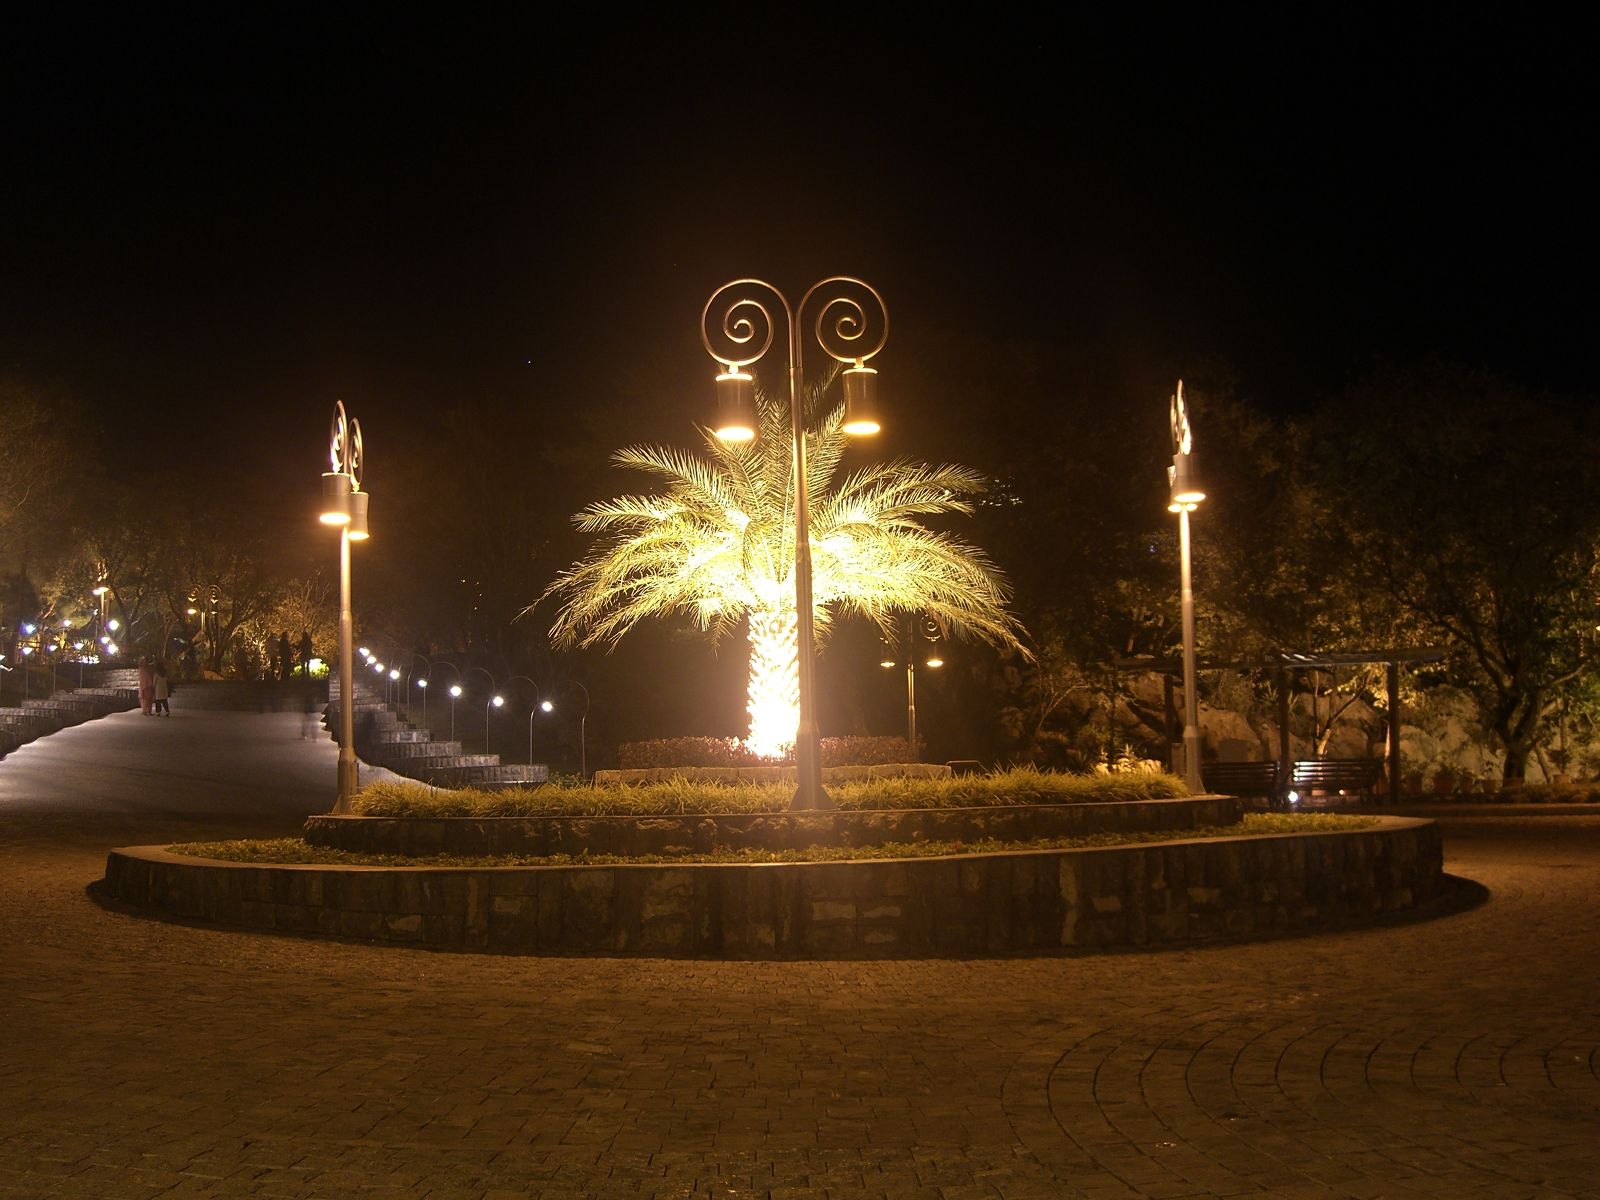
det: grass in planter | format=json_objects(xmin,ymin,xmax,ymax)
[
  {"xmin": 170, "ymin": 812, "xmax": 1377, "ymax": 868},
  {"xmin": 347, "ymin": 766, "xmax": 1189, "ymax": 819}
]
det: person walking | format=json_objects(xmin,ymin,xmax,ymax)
[
  {"xmin": 152, "ymin": 661, "xmax": 172, "ymax": 716},
  {"xmin": 137, "ymin": 657, "xmax": 154, "ymax": 716}
]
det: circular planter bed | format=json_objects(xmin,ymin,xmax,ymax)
[{"xmin": 101, "ymin": 816, "xmax": 1447, "ymax": 958}]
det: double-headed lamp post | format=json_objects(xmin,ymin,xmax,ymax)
[
  {"xmin": 1167, "ymin": 381, "xmax": 1207, "ymax": 794},
  {"xmin": 317, "ymin": 400, "xmax": 370, "ymax": 812},
  {"xmin": 880, "ymin": 617, "xmax": 944, "ymax": 762},
  {"xmin": 702, "ymin": 277, "xmax": 888, "ymax": 811}
]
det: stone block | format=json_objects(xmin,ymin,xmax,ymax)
[
  {"xmin": 338, "ymin": 910, "xmax": 384, "ymax": 940},
  {"xmin": 810, "ymin": 899, "xmax": 856, "ymax": 922},
  {"xmin": 804, "ymin": 923, "xmax": 857, "ymax": 956},
  {"xmin": 422, "ymin": 913, "xmax": 465, "ymax": 947},
  {"xmin": 337, "ymin": 871, "xmax": 391, "ymax": 913},
  {"xmin": 384, "ymin": 913, "xmax": 423, "ymax": 940},
  {"xmin": 561, "ymin": 869, "xmax": 617, "ymax": 949}
]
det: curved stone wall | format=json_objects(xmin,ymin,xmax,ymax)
[
  {"xmin": 104, "ymin": 817, "xmax": 1444, "ymax": 958},
  {"xmin": 302, "ymin": 796, "xmax": 1243, "ymax": 857}
]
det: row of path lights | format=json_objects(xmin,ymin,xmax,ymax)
[{"xmin": 701, "ymin": 277, "xmax": 887, "ymax": 811}]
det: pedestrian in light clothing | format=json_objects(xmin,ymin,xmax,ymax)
[
  {"xmin": 152, "ymin": 661, "xmax": 172, "ymax": 716},
  {"xmin": 137, "ymin": 657, "xmax": 154, "ymax": 716}
]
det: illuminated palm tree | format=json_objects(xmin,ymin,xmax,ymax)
[{"xmin": 542, "ymin": 391, "xmax": 1028, "ymax": 757}]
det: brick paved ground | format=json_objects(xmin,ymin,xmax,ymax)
[{"xmin": 2, "ymin": 711, "xmax": 1597, "ymax": 1198}]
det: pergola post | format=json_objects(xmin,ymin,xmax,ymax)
[
  {"xmin": 1276, "ymin": 661, "xmax": 1292, "ymax": 805},
  {"xmin": 1386, "ymin": 660, "xmax": 1402, "ymax": 802}
]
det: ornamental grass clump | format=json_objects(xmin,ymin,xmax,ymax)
[
  {"xmin": 172, "ymin": 813, "xmax": 1376, "ymax": 868},
  {"xmin": 349, "ymin": 766, "xmax": 1187, "ymax": 820}
]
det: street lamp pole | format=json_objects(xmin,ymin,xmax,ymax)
[
  {"xmin": 318, "ymin": 400, "xmax": 370, "ymax": 813},
  {"xmin": 702, "ymin": 277, "xmax": 888, "ymax": 811},
  {"xmin": 1167, "ymin": 381, "xmax": 1207, "ymax": 795}
]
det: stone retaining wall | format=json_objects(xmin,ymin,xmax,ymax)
[
  {"xmin": 302, "ymin": 795, "xmax": 1243, "ymax": 857},
  {"xmin": 103, "ymin": 818, "xmax": 1444, "ymax": 958}
]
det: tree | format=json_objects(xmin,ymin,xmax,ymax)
[
  {"xmin": 540, "ymin": 390, "xmax": 1029, "ymax": 757},
  {"xmin": 1312, "ymin": 363, "xmax": 1600, "ymax": 782}
]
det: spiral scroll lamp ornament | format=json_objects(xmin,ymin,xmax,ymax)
[
  {"xmin": 319, "ymin": 400, "xmax": 369, "ymax": 538},
  {"xmin": 1167, "ymin": 380, "xmax": 1205, "ymax": 513},
  {"xmin": 701, "ymin": 277, "xmax": 888, "ymax": 443}
]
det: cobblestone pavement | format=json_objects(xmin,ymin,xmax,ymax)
[{"xmin": 2, "ymin": 712, "xmax": 1597, "ymax": 1198}]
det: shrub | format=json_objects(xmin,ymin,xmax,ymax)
[
  {"xmin": 349, "ymin": 765, "xmax": 1188, "ymax": 819},
  {"xmin": 618, "ymin": 734, "xmax": 915, "ymax": 769}
]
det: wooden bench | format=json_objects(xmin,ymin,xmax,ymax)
[
  {"xmin": 1290, "ymin": 757, "xmax": 1384, "ymax": 805},
  {"xmin": 1201, "ymin": 761, "xmax": 1281, "ymax": 803}
]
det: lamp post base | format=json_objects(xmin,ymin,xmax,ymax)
[
  {"xmin": 335, "ymin": 752, "xmax": 359, "ymax": 814},
  {"xmin": 1182, "ymin": 728, "xmax": 1205, "ymax": 795}
]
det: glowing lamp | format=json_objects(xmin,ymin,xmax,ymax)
[
  {"xmin": 320, "ymin": 471, "xmax": 353, "ymax": 524},
  {"xmin": 346, "ymin": 490, "xmax": 370, "ymax": 540},
  {"xmin": 22, "ymin": 623, "xmax": 35, "ymax": 635},
  {"xmin": 107, "ymin": 619, "xmax": 120, "ymax": 631},
  {"xmin": 416, "ymin": 679, "xmax": 427, "ymax": 689},
  {"xmin": 540, "ymin": 699, "xmax": 554, "ymax": 713},
  {"xmin": 925, "ymin": 655, "xmax": 944, "ymax": 669},
  {"xmin": 491, "ymin": 695, "xmax": 505, "ymax": 708},
  {"xmin": 449, "ymin": 685, "xmax": 462, "ymax": 698},
  {"xmin": 713, "ymin": 371, "xmax": 757, "ymax": 442},
  {"xmin": 879, "ymin": 658, "xmax": 896, "ymax": 669},
  {"xmin": 841, "ymin": 364, "xmax": 882, "ymax": 436},
  {"xmin": 389, "ymin": 669, "xmax": 399, "ymax": 680},
  {"xmin": 92, "ymin": 585, "xmax": 109, "ymax": 596},
  {"xmin": 1167, "ymin": 453, "xmax": 1206, "ymax": 513}
]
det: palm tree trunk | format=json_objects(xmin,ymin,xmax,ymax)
[{"xmin": 746, "ymin": 605, "xmax": 799, "ymax": 759}]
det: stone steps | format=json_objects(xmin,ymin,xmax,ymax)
[
  {"xmin": 370, "ymin": 740, "xmax": 467, "ymax": 761},
  {"xmin": 0, "ymin": 684, "xmax": 138, "ymax": 759},
  {"xmin": 329, "ymin": 668, "xmax": 548, "ymax": 791}
]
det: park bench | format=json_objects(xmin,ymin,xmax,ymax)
[
  {"xmin": 1290, "ymin": 757, "xmax": 1384, "ymax": 805},
  {"xmin": 1201, "ymin": 761, "xmax": 1281, "ymax": 804}
]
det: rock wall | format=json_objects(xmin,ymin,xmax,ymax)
[{"xmin": 103, "ymin": 817, "xmax": 1445, "ymax": 958}]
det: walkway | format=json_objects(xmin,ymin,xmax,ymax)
[{"xmin": 1, "ymin": 711, "xmax": 1597, "ymax": 1198}]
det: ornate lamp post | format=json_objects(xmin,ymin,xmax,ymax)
[
  {"xmin": 317, "ymin": 400, "xmax": 370, "ymax": 812},
  {"xmin": 701, "ymin": 277, "xmax": 888, "ymax": 811},
  {"xmin": 880, "ymin": 616, "xmax": 944, "ymax": 761},
  {"xmin": 1167, "ymin": 381, "xmax": 1207, "ymax": 794},
  {"xmin": 569, "ymin": 681, "xmax": 590, "ymax": 781}
]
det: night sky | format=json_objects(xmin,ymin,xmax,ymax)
[{"xmin": 3, "ymin": 16, "xmax": 1593, "ymax": 485}]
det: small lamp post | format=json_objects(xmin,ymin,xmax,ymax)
[
  {"xmin": 487, "ymin": 694, "xmax": 504, "ymax": 755},
  {"xmin": 448, "ymin": 684, "xmax": 462, "ymax": 742},
  {"xmin": 569, "ymin": 682, "xmax": 590, "ymax": 781},
  {"xmin": 1167, "ymin": 381, "xmax": 1207, "ymax": 795},
  {"xmin": 317, "ymin": 400, "xmax": 370, "ymax": 812},
  {"xmin": 702, "ymin": 277, "xmax": 888, "ymax": 810},
  {"xmin": 529, "ymin": 698, "xmax": 553, "ymax": 769}
]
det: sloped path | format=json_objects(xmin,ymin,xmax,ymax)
[{"xmin": 1, "ymin": 711, "xmax": 1596, "ymax": 1197}]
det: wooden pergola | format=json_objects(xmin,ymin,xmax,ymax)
[{"xmin": 1115, "ymin": 648, "xmax": 1446, "ymax": 797}]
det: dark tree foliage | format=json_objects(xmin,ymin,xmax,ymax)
[{"xmin": 1309, "ymin": 363, "xmax": 1600, "ymax": 781}]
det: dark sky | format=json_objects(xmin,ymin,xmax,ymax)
[{"xmin": 2, "ymin": 15, "xmax": 1593, "ymax": 483}]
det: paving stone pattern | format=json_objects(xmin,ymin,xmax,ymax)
[{"xmin": 2, "ymin": 710, "xmax": 1598, "ymax": 1197}]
